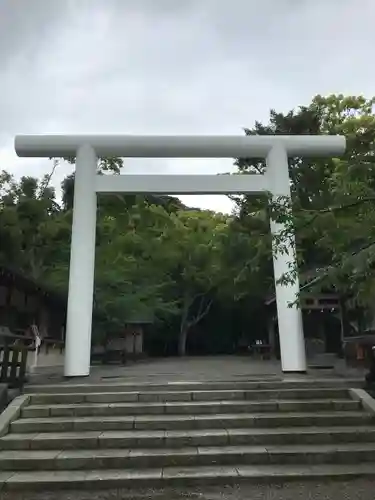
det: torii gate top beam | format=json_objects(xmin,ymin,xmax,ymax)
[{"xmin": 15, "ymin": 134, "xmax": 345, "ymax": 158}]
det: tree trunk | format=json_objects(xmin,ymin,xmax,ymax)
[
  {"xmin": 178, "ymin": 327, "xmax": 188, "ymax": 356},
  {"xmin": 178, "ymin": 296, "xmax": 190, "ymax": 356}
]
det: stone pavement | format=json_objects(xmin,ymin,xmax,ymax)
[
  {"xmin": 4, "ymin": 480, "xmax": 375, "ymax": 500},
  {"xmin": 28, "ymin": 356, "xmax": 365, "ymax": 386}
]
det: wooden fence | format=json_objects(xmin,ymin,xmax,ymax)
[{"xmin": 0, "ymin": 346, "xmax": 28, "ymax": 388}]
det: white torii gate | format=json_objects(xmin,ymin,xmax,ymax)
[{"xmin": 15, "ymin": 134, "xmax": 345, "ymax": 377}]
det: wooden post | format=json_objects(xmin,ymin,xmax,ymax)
[{"xmin": 267, "ymin": 315, "xmax": 276, "ymax": 358}]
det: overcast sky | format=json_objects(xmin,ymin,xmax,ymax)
[{"xmin": 1, "ymin": 0, "xmax": 374, "ymax": 212}]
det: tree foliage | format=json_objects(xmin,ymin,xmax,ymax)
[
  {"xmin": 0, "ymin": 163, "xmax": 264, "ymax": 354},
  {"xmin": 234, "ymin": 94, "xmax": 375, "ymax": 307}
]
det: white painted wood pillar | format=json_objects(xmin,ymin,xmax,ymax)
[
  {"xmin": 267, "ymin": 144, "xmax": 307, "ymax": 373},
  {"xmin": 64, "ymin": 144, "xmax": 97, "ymax": 377}
]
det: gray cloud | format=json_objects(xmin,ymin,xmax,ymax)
[
  {"xmin": 1, "ymin": 0, "xmax": 374, "ymax": 212},
  {"xmin": 0, "ymin": 0, "xmax": 68, "ymax": 68}
]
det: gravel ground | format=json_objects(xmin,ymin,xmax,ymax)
[{"xmin": 3, "ymin": 481, "xmax": 375, "ymax": 500}]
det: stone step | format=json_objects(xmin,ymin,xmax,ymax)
[
  {"xmin": 3, "ymin": 462, "xmax": 375, "ymax": 491},
  {"xmin": 3, "ymin": 425, "xmax": 375, "ymax": 451},
  {"xmin": 10, "ymin": 411, "xmax": 374, "ymax": 433},
  {"xmin": 25, "ymin": 378, "xmax": 362, "ymax": 395},
  {"xmin": 2, "ymin": 443, "xmax": 375, "ymax": 472},
  {"xmin": 0, "ymin": 463, "xmax": 375, "ymax": 492},
  {"xmin": 21, "ymin": 399, "xmax": 360, "ymax": 419},
  {"xmin": 27, "ymin": 387, "xmax": 351, "ymax": 405}
]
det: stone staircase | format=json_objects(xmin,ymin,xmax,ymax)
[{"xmin": 1, "ymin": 379, "xmax": 375, "ymax": 491}]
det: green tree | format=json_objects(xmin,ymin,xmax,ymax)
[
  {"xmin": 0, "ymin": 169, "xmax": 66, "ymax": 279},
  {"xmin": 234, "ymin": 94, "xmax": 375, "ymax": 306},
  {"xmin": 151, "ymin": 208, "xmax": 230, "ymax": 355},
  {"xmin": 93, "ymin": 204, "xmax": 178, "ymax": 330},
  {"xmin": 0, "ymin": 153, "xmax": 273, "ymax": 351}
]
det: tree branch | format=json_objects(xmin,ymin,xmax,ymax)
[
  {"xmin": 188, "ymin": 297, "xmax": 213, "ymax": 328},
  {"xmin": 40, "ymin": 159, "xmax": 59, "ymax": 195},
  {"xmin": 297, "ymin": 196, "xmax": 375, "ymax": 230},
  {"xmin": 301, "ymin": 196, "xmax": 375, "ymax": 214}
]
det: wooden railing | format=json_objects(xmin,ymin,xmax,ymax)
[
  {"xmin": 0, "ymin": 345, "xmax": 28, "ymax": 388},
  {"xmin": 0, "ymin": 327, "xmax": 64, "ymax": 377}
]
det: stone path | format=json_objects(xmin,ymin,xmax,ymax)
[
  {"xmin": 28, "ymin": 356, "xmax": 365, "ymax": 386},
  {"xmin": 30, "ymin": 356, "xmax": 282, "ymax": 385}
]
